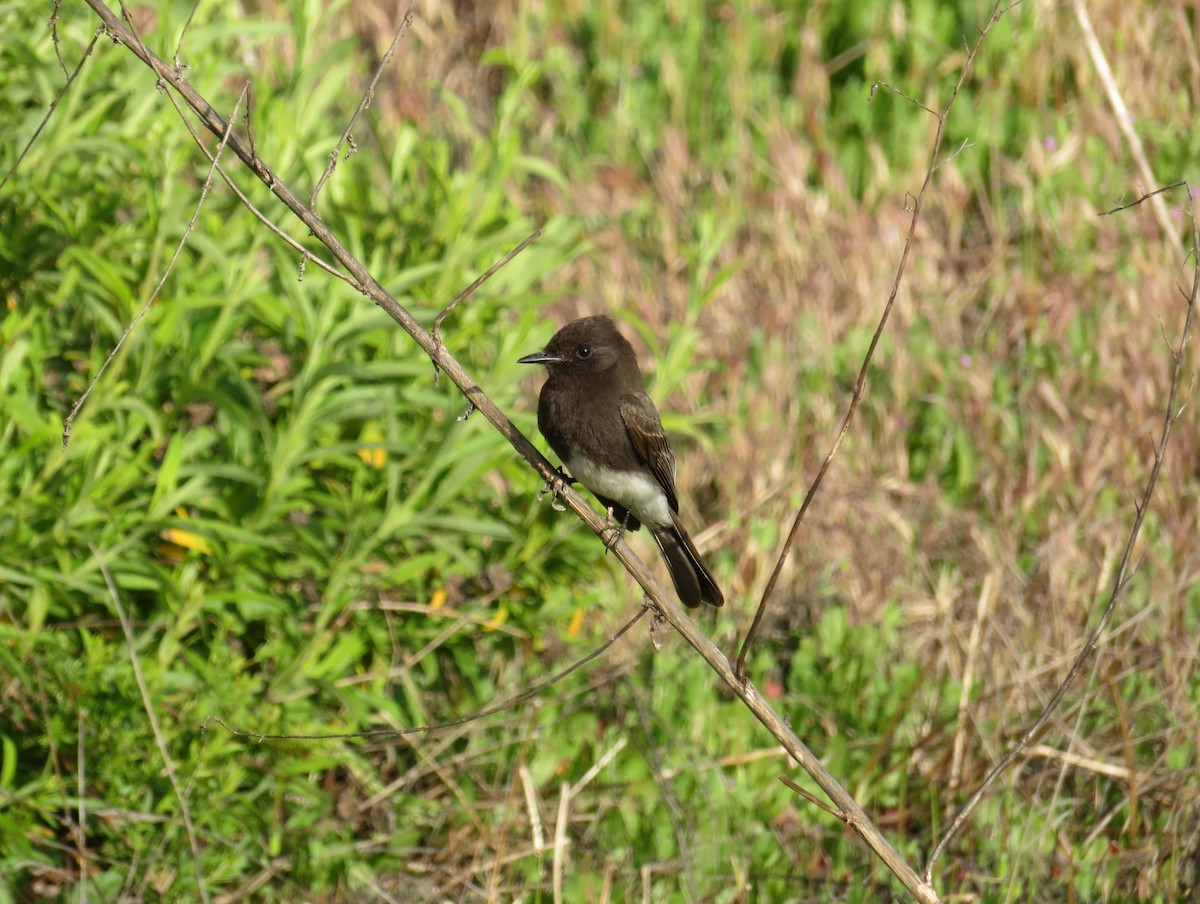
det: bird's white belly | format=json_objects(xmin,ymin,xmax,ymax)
[{"xmin": 565, "ymin": 454, "xmax": 672, "ymax": 528}]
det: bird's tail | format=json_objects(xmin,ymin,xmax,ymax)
[{"xmin": 652, "ymin": 512, "xmax": 724, "ymax": 608}]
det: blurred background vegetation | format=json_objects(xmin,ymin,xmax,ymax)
[{"xmin": 2, "ymin": 0, "xmax": 1197, "ymax": 900}]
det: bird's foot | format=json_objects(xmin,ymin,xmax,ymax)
[
  {"xmin": 537, "ymin": 466, "xmax": 574, "ymax": 512},
  {"xmin": 601, "ymin": 507, "xmax": 632, "ymax": 553},
  {"xmin": 647, "ymin": 601, "xmax": 670, "ymax": 652}
]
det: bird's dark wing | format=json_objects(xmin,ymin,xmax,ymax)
[{"xmin": 619, "ymin": 393, "xmax": 679, "ymax": 513}]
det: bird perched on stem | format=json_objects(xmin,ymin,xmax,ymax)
[{"xmin": 519, "ymin": 315, "xmax": 723, "ymax": 608}]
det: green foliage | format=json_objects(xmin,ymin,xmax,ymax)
[
  {"xmin": 0, "ymin": 2, "xmax": 591, "ymax": 898},
  {"xmin": 2, "ymin": 0, "xmax": 1195, "ymax": 901}
]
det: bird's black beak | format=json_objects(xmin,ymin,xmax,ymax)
[{"xmin": 517, "ymin": 350, "xmax": 564, "ymax": 365}]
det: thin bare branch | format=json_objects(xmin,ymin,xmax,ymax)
[
  {"xmin": 1098, "ymin": 181, "xmax": 1186, "ymax": 218},
  {"xmin": 62, "ymin": 82, "xmax": 247, "ymax": 448},
  {"xmin": 779, "ymin": 775, "xmax": 846, "ymax": 821},
  {"xmin": 432, "ymin": 228, "xmax": 543, "ymax": 384},
  {"xmin": 159, "ymin": 85, "xmax": 357, "ymax": 286},
  {"xmin": 868, "ymin": 80, "xmax": 938, "ymax": 117},
  {"xmin": 172, "ymin": 0, "xmax": 201, "ymax": 71},
  {"xmin": 435, "ymin": 229, "xmax": 544, "ymax": 339},
  {"xmin": 115, "ymin": 0, "xmax": 153, "ymax": 63},
  {"xmin": 923, "ymin": 185, "xmax": 1198, "ymax": 882},
  {"xmin": 48, "ymin": 0, "xmax": 70, "ymax": 77},
  {"xmin": 0, "ymin": 27, "xmax": 102, "ymax": 193},
  {"xmin": 936, "ymin": 138, "xmax": 976, "ymax": 171},
  {"xmin": 736, "ymin": 1, "xmax": 1011, "ymax": 680},
  {"xmin": 308, "ymin": 2, "xmax": 416, "ymax": 208}
]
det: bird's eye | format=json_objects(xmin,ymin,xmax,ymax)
[{"xmin": 576, "ymin": 346, "xmax": 591, "ymax": 359}]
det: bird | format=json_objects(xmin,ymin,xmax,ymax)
[{"xmin": 518, "ymin": 315, "xmax": 723, "ymax": 608}]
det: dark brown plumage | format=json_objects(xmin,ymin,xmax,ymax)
[{"xmin": 519, "ymin": 315, "xmax": 723, "ymax": 608}]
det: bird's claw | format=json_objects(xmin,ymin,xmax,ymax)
[
  {"xmin": 648, "ymin": 603, "xmax": 669, "ymax": 651},
  {"xmin": 537, "ymin": 467, "xmax": 573, "ymax": 512},
  {"xmin": 601, "ymin": 507, "xmax": 632, "ymax": 553}
]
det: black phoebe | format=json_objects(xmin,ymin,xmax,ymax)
[{"xmin": 518, "ymin": 315, "xmax": 723, "ymax": 608}]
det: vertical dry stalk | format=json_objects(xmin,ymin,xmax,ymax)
[{"xmin": 948, "ymin": 571, "xmax": 998, "ymax": 791}]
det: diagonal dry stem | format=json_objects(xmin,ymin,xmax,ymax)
[
  {"xmin": 432, "ymin": 228, "xmax": 543, "ymax": 387},
  {"xmin": 1073, "ymin": 0, "xmax": 1175, "ymax": 239},
  {"xmin": 0, "ymin": 26, "xmax": 102, "ymax": 193},
  {"xmin": 161, "ymin": 84, "xmax": 358, "ymax": 287},
  {"xmin": 735, "ymin": 1, "xmax": 1014, "ymax": 680},
  {"xmin": 922, "ymin": 184, "xmax": 1197, "ymax": 882}
]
